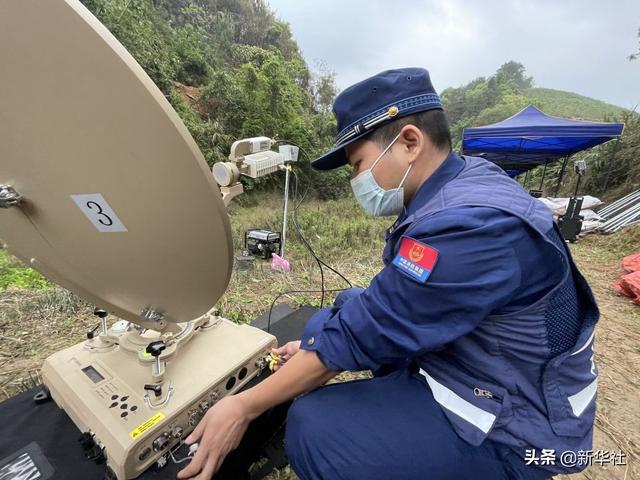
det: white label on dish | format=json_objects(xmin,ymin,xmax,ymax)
[{"xmin": 70, "ymin": 194, "xmax": 128, "ymax": 232}]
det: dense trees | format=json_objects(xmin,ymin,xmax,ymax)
[{"xmin": 81, "ymin": 0, "xmax": 347, "ymax": 197}]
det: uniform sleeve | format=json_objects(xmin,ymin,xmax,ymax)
[{"xmin": 299, "ymin": 208, "xmax": 524, "ymax": 373}]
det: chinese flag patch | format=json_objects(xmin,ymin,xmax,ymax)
[{"xmin": 392, "ymin": 237, "xmax": 439, "ymax": 283}]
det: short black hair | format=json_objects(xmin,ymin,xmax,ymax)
[{"xmin": 367, "ymin": 109, "xmax": 452, "ymax": 151}]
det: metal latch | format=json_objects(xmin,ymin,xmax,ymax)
[
  {"xmin": 0, "ymin": 184, "xmax": 23, "ymax": 208},
  {"xmin": 140, "ymin": 306, "xmax": 164, "ymax": 322}
]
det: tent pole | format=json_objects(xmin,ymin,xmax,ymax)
[
  {"xmin": 554, "ymin": 156, "xmax": 570, "ymax": 196},
  {"xmin": 539, "ymin": 162, "xmax": 548, "ymax": 191},
  {"xmin": 524, "ymin": 170, "xmax": 530, "ymax": 188}
]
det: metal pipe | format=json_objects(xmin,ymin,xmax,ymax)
[
  {"xmin": 601, "ymin": 203, "xmax": 640, "ymax": 232},
  {"xmin": 607, "ymin": 199, "xmax": 640, "ymax": 220},
  {"xmin": 281, "ymin": 165, "xmax": 291, "ymax": 258},
  {"xmin": 599, "ymin": 190, "xmax": 640, "ymax": 216},
  {"xmin": 600, "ymin": 198, "xmax": 640, "ymax": 220},
  {"xmin": 614, "ymin": 204, "xmax": 640, "ymax": 225},
  {"xmin": 607, "ymin": 200, "xmax": 640, "ymax": 223},
  {"xmin": 601, "ymin": 190, "xmax": 640, "ymax": 215},
  {"xmin": 604, "ymin": 209, "xmax": 640, "ymax": 233},
  {"xmin": 616, "ymin": 207, "xmax": 640, "ymax": 227},
  {"xmin": 601, "ymin": 208, "xmax": 635, "ymax": 230},
  {"xmin": 601, "ymin": 189, "xmax": 639, "ymax": 212},
  {"xmin": 603, "ymin": 204, "xmax": 640, "ymax": 228}
]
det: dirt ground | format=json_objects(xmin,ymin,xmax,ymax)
[
  {"xmin": 556, "ymin": 227, "xmax": 640, "ymax": 480},
  {"xmin": 1, "ymin": 224, "xmax": 638, "ymax": 479}
]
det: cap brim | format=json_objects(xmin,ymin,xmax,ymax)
[{"xmin": 311, "ymin": 135, "xmax": 362, "ymax": 171}]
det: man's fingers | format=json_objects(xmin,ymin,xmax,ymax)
[
  {"xmin": 272, "ymin": 341, "xmax": 299, "ymax": 356},
  {"xmin": 286, "ymin": 341, "xmax": 301, "ymax": 356},
  {"xmin": 186, "ymin": 418, "xmax": 206, "ymax": 444},
  {"xmin": 197, "ymin": 455, "xmax": 218, "ymax": 480},
  {"xmin": 271, "ymin": 345, "xmax": 287, "ymax": 356},
  {"xmin": 272, "ymin": 352, "xmax": 294, "ymax": 371},
  {"xmin": 177, "ymin": 448, "xmax": 206, "ymax": 479}
]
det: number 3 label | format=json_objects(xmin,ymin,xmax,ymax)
[{"xmin": 71, "ymin": 194, "xmax": 128, "ymax": 232}]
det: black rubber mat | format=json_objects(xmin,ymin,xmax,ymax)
[{"xmin": 0, "ymin": 306, "xmax": 316, "ymax": 480}]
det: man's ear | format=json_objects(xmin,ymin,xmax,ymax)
[{"xmin": 398, "ymin": 125, "xmax": 424, "ymax": 164}]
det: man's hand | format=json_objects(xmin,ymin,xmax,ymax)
[
  {"xmin": 271, "ymin": 340, "xmax": 301, "ymax": 371},
  {"xmin": 177, "ymin": 395, "xmax": 253, "ymax": 479},
  {"xmin": 177, "ymin": 348, "xmax": 336, "ymax": 479}
]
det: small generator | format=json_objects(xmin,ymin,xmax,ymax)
[{"xmin": 245, "ymin": 229, "xmax": 281, "ymax": 259}]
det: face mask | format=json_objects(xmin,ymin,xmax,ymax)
[{"xmin": 350, "ymin": 132, "xmax": 413, "ymax": 217}]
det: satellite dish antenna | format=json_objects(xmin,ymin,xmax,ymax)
[
  {"xmin": 0, "ymin": 0, "xmax": 233, "ymax": 330},
  {"xmin": 0, "ymin": 3, "xmax": 276, "ymax": 479}
]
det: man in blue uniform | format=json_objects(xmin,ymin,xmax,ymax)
[{"xmin": 178, "ymin": 68, "xmax": 599, "ymax": 480}]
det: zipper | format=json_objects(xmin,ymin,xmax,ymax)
[{"xmin": 473, "ymin": 387, "xmax": 501, "ymax": 400}]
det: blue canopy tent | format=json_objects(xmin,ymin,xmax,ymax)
[{"xmin": 462, "ymin": 105, "xmax": 624, "ymax": 194}]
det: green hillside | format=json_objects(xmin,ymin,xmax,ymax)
[{"xmin": 523, "ymin": 87, "xmax": 627, "ymax": 121}]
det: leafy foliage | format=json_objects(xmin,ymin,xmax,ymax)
[
  {"xmin": 80, "ymin": 0, "xmax": 349, "ymax": 198},
  {"xmin": 0, "ymin": 249, "xmax": 49, "ymax": 290}
]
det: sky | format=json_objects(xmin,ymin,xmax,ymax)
[{"xmin": 268, "ymin": 0, "xmax": 640, "ymax": 109}]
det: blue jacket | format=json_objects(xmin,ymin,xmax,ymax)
[{"xmin": 300, "ymin": 153, "xmax": 599, "ymax": 474}]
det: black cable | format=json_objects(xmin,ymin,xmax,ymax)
[
  {"xmin": 263, "ymin": 139, "xmax": 354, "ymax": 331},
  {"xmin": 281, "ymin": 141, "xmax": 353, "ymax": 288},
  {"xmin": 275, "ymin": 140, "xmax": 354, "ymax": 297},
  {"xmin": 290, "ymin": 167, "xmax": 326, "ymax": 306},
  {"xmin": 291, "ymin": 169, "xmax": 352, "ymax": 289}
]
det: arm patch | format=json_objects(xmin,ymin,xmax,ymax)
[{"xmin": 392, "ymin": 237, "xmax": 439, "ymax": 283}]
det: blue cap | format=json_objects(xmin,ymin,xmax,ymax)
[{"xmin": 311, "ymin": 67, "xmax": 443, "ymax": 171}]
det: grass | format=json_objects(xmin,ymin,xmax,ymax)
[
  {"xmin": 561, "ymin": 225, "xmax": 640, "ymax": 480},
  {"xmin": 218, "ymin": 194, "xmax": 389, "ymax": 323},
  {"xmin": 0, "ymin": 248, "xmax": 50, "ymax": 290}
]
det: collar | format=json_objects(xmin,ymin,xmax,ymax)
[
  {"xmin": 405, "ymin": 151, "xmax": 465, "ymax": 217},
  {"xmin": 387, "ymin": 152, "xmax": 465, "ymax": 236}
]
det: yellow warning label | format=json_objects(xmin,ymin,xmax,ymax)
[{"xmin": 129, "ymin": 412, "xmax": 165, "ymax": 439}]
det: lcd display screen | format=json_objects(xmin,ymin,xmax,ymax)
[{"xmin": 81, "ymin": 365, "xmax": 104, "ymax": 384}]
